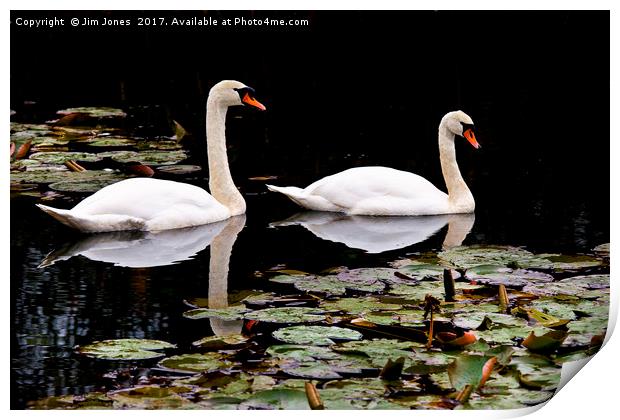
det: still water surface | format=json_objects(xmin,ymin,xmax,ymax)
[{"xmin": 10, "ymin": 165, "xmax": 608, "ymax": 408}]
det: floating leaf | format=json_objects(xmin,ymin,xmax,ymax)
[
  {"xmin": 468, "ymin": 269, "xmax": 553, "ymax": 288},
  {"xmin": 158, "ymin": 353, "xmax": 233, "ymax": 373},
  {"xmin": 272, "ymin": 326, "xmax": 362, "ymax": 346},
  {"xmin": 522, "ymin": 274, "xmax": 609, "ymax": 298},
  {"xmin": 77, "ymin": 338, "xmax": 175, "ymax": 360},
  {"xmin": 593, "ymin": 243, "xmax": 609, "ymax": 255},
  {"xmin": 267, "ymin": 344, "xmax": 342, "ymax": 362},
  {"xmin": 319, "ymin": 296, "xmax": 402, "ymax": 315},
  {"xmin": 156, "ymin": 164, "xmax": 202, "ymax": 175},
  {"xmin": 239, "ymin": 389, "xmax": 310, "ymax": 410},
  {"xmin": 27, "ymin": 392, "xmax": 113, "ymax": 409},
  {"xmin": 29, "ymin": 151, "xmax": 102, "ymax": 165},
  {"xmin": 108, "ymin": 385, "xmax": 195, "ymax": 409},
  {"xmin": 447, "ymin": 355, "xmax": 497, "ymax": 391},
  {"xmin": 522, "ymin": 330, "xmax": 568, "ymax": 354},
  {"xmin": 57, "ymin": 107, "xmax": 127, "ymax": 118},
  {"xmin": 183, "ymin": 305, "xmax": 248, "ymax": 321},
  {"xmin": 87, "ymin": 137, "xmax": 136, "ymax": 147},
  {"xmin": 244, "ymin": 307, "xmax": 325, "ymax": 323},
  {"xmin": 436, "ymin": 331, "xmax": 478, "ymax": 348},
  {"xmin": 192, "ymin": 334, "xmax": 249, "ymax": 349},
  {"xmin": 439, "ymin": 245, "xmax": 553, "ymax": 270},
  {"xmin": 49, "ymin": 178, "xmax": 124, "ymax": 193},
  {"xmin": 539, "ymin": 253, "xmax": 605, "ymax": 271}
]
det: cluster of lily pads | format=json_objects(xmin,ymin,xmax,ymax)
[
  {"xmin": 28, "ymin": 244, "xmax": 609, "ymax": 410},
  {"xmin": 10, "ymin": 107, "xmax": 200, "ymax": 198}
]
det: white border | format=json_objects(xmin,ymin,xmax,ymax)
[{"xmin": 4, "ymin": 2, "xmax": 617, "ymax": 419}]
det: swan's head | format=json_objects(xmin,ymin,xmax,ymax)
[
  {"xmin": 209, "ymin": 80, "xmax": 266, "ymax": 111},
  {"xmin": 443, "ymin": 110, "xmax": 480, "ymax": 149}
]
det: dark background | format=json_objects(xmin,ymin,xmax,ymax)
[
  {"xmin": 10, "ymin": 10, "xmax": 610, "ymax": 408},
  {"xmin": 11, "ymin": 10, "xmax": 610, "ymax": 249}
]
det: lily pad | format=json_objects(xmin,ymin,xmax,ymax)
[
  {"xmin": 108, "ymin": 385, "xmax": 195, "ymax": 409},
  {"xmin": 108, "ymin": 150, "xmax": 189, "ymax": 165},
  {"xmin": 447, "ymin": 354, "xmax": 496, "ymax": 390},
  {"xmin": 439, "ymin": 245, "xmax": 553, "ymax": 270},
  {"xmin": 467, "ymin": 269, "xmax": 553, "ymax": 288},
  {"xmin": 192, "ymin": 334, "xmax": 249, "ymax": 349},
  {"xmin": 29, "ymin": 151, "xmax": 102, "ymax": 165},
  {"xmin": 49, "ymin": 178, "xmax": 125, "ymax": 193},
  {"xmin": 396, "ymin": 263, "xmax": 445, "ymax": 280},
  {"xmin": 319, "ymin": 296, "xmax": 402, "ymax": 315},
  {"xmin": 272, "ymin": 325, "xmax": 362, "ymax": 346},
  {"xmin": 27, "ymin": 392, "xmax": 113, "ymax": 409},
  {"xmin": 522, "ymin": 274, "xmax": 610, "ymax": 298},
  {"xmin": 320, "ymin": 378, "xmax": 408, "ymax": 410},
  {"xmin": 87, "ymin": 137, "xmax": 137, "ymax": 147},
  {"xmin": 522, "ymin": 330, "xmax": 568, "ymax": 354},
  {"xmin": 77, "ymin": 338, "xmax": 175, "ymax": 360},
  {"xmin": 267, "ymin": 344, "xmax": 342, "ymax": 361},
  {"xmin": 593, "ymin": 243, "xmax": 609, "ymax": 255},
  {"xmin": 539, "ymin": 253, "xmax": 605, "ymax": 271},
  {"xmin": 158, "ymin": 353, "xmax": 234, "ymax": 373},
  {"xmin": 238, "ymin": 389, "xmax": 310, "ymax": 410},
  {"xmin": 156, "ymin": 164, "xmax": 202, "ymax": 175},
  {"xmin": 243, "ymin": 307, "xmax": 325, "ymax": 323},
  {"xmin": 57, "ymin": 107, "xmax": 127, "ymax": 118},
  {"xmin": 183, "ymin": 305, "xmax": 248, "ymax": 321},
  {"xmin": 452, "ymin": 312, "xmax": 529, "ymax": 330}
]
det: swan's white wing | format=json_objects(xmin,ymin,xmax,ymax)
[
  {"xmin": 68, "ymin": 178, "xmax": 230, "ymax": 230},
  {"xmin": 303, "ymin": 167, "xmax": 449, "ymax": 215}
]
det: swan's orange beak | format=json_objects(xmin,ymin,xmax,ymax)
[
  {"xmin": 242, "ymin": 92, "xmax": 267, "ymax": 111},
  {"xmin": 463, "ymin": 128, "xmax": 480, "ymax": 149}
]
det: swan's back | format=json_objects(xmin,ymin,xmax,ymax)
[{"xmin": 304, "ymin": 166, "xmax": 448, "ymax": 215}]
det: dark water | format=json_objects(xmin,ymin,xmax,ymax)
[{"xmin": 10, "ymin": 10, "xmax": 609, "ymax": 409}]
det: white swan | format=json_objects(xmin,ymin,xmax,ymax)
[
  {"xmin": 36, "ymin": 80, "xmax": 266, "ymax": 232},
  {"xmin": 267, "ymin": 111, "xmax": 480, "ymax": 216},
  {"xmin": 269, "ymin": 212, "xmax": 475, "ymax": 253}
]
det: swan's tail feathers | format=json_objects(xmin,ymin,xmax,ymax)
[
  {"xmin": 36, "ymin": 204, "xmax": 146, "ymax": 232},
  {"xmin": 266, "ymin": 184, "xmax": 307, "ymax": 206}
]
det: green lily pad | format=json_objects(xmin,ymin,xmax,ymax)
[
  {"xmin": 267, "ymin": 344, "xmax": 342, "ymax": 361},
  {"xmin": 243, "ymin": 307, "xmax": 325, "ymax": 323},
  {"xmin": 87, "ymin": 137, "xmax": 137, "ymax": 147},
  {"xmin": 517, "ymin": 364, "xmax": 562, "ymax": 390},
  {"xmin": 439, "ymin": 245, "xmax": 553, "ymax": 270},
  {"xmin": 11, "ymin": 168, "xmax": 125, "ymax": 187},
  {"xmin": 447, "ymin": 354, "xmax": 495, "ymax": 390},
  {"xmin": 29, "ymin": 151, "xmax": 102, "ymax": 165},
  {"xmin": 468, "ymin": 269, "xmax": 553, "ymax": 288},
  {"xmin": 192, "ymin": 334, "xmax": 249, "ymax": 349},
  {"xmin": 522, "ymin": 274, "xmax": 610, "ymax": 298},
  {"xmin": 108, "ymin": 385, "xmax": 195, "ymax": 409},
  {"xmin": 396, "ymin": 263, "xmax": 445, "ymax": 279},
  {"xmin": 280, "ymin": 362, "xmax": 344, "ymax": 379},
  {"xmin": 77, "ymin": 338, "xmax": 175, "ymax": 360},
  {"xmin": 158, "ymin": 353, "xmax": 234, "ymax": 373},
  {"xmin": 183, "ymin": 305, "xmax": 248, "ymax": 321},
  {"xmin": 108, "ymin": 150, "xmax": 189, "ymax": 165},
  {"xmin": 57, "ymin": 107, "xmax": 127, "ymax": 118},
  {"xmin": 239, "ymin": 389, "xmax": 310, "ymax": 410},
  {"xmin": 27, "ymin": 392, "xmax": 113, "ymax": 409},
  {"xmin": 320, "ymin": 378, "xmax": 407, "ymax": 410},
  {"xmin": 539, "ymin": 253, "xmax": 605, "ymax": 271},
  {"xmin": 96, "ymin": 150, "xmax": 139, "ymax": 162},
  {"xmin": 272, "ymin": 325, "xmax": 362, "ymax": 346},
  {"xmin": 49, "ymin": 178, "xmax": 125, "ymax": 193},
  {"xmin": 319, "ymin": 296, "xmax": 402, "ymax": 315},
  {"xmin": 452, "ymin": 312, "xmax": 529, "ymax": 330}
]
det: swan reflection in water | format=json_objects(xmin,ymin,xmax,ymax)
[
  {"xmin": 270, "ymin": 212, "xmax": 475, "ymax": 253},
  {"xmin": 40, "ymin": 215, "xmax": 247, "ymax": 336}
]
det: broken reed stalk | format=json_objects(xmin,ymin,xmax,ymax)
[
  {"xmin": 443, "ymin": 269, "xmax": 456, "ymax": 302},
  {"xmin": 498, "ymin": 284, "xmax": 509, "ymax": 313},
  {"xmin": 64, "ymin": 160, "xmax": 86, "ymax": 172},
  {"xmin": 426, "ymin": 308, "xmax": 434, "ymax": 349},
  {"xmin": 304, "ymin": 382, "xmax": 324, "ymax": 410},
  {"xmin": 455, "ymin": 384, "xmax": 474, "ymax": 404}
]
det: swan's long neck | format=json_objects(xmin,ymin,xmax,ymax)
[
  {"xmin": 206, "ymin": 98, "xmax": 246, "ymax": 215},
  {"xmin": 438, "ymin": 124, "xmax": 475, "ymax": 212}
]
